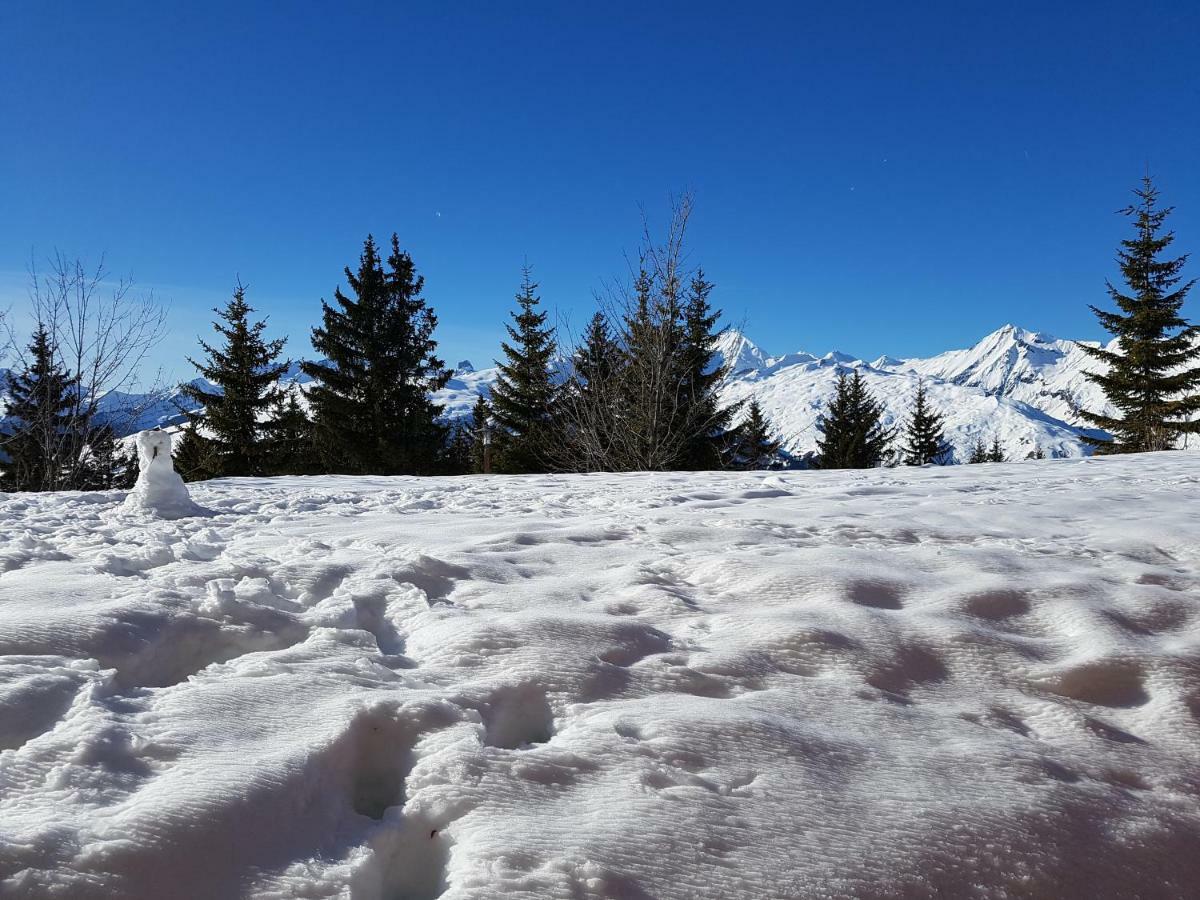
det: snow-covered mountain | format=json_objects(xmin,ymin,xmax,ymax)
[{"xmin": 6, "ymin": 323, "xmax": 1193, "ymax": 462}]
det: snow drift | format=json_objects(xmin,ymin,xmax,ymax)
[{"xmin": 2, "ymin": 456, "xmax": 1199, "ymax": 897}]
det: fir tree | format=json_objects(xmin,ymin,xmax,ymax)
[
  {"xmin": 262, "ymin": 390, "xmax": 321, "ymax": 475},
  {"xmin": 489, "ymin": 266, "xmax": 560, "ymax": 473},
  {"xmin": 171, "ymin": 425, "xmax": 218, "ymax": 482},
  {"xmin": 901, "ymin": 380, "xmax": 950, "ymax": 465},
  {"xmin": 561, "ymin": 312, "xmax": 620, "ymax": 471},
  {"xmin": 303, "ymin": 235, "xmax": 452, "ymax": 474},
  {"xmin": 469, "ymin": 393, "xmax": 492, "ymax": 474},
  {"xmin": 988, "ymin": 436, "xmax": 1005, "ymax": 463},
  {"xmin": 677, "ymin": 270, "xmax": 735, "ymax": 469},
  {"xmin": 1078, "ymin": 177, "xmax": 1200, "ymax": 452},
  {"xmin": 814, "ymin": 369, "xmax": 894, "ymax": 469},
  {"xmin": 727, "ymin": 399, "xmax": 782, "ymax": 470},
  {"xmin": 78, "ymin": 425, "xmax": 138, "ymax": 489},
  {"xmin": 180, "ymin": 283, "xmax": 288, "ymax": 477},
  {"xmin": 440, "ymin": 422, "xmax": 474, "ymax": 475},
  {"xmin": 1027, "ymin": 445, "xmax": 1047, "ymax": 460},
  {"xmin": 0, "ymin": 326, "xmax": 79, "ymax": 492},
  {"xmin": 967, "ymin": 437, "xmax": 989, "ymax": 464}
]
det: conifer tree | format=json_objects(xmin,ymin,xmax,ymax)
[
  {"xmin": 78, "ymin": 425, "xmax": 138, "ymax": 489},
  {"xmin": 727, "ymin": 399, "xmax": 782, "ymax": 470},
  {"xmin": 469, "ymin": 393, "xmax": 492, "ymax": 474},
  {"xmin": 677, "ymin": 270, "xmax": 735, "ymax": 469},
  {"xmin": 967, "ymin": 437, "xmax": 989, "ymax": 464},
  {"xmin": 901, "ymin": 379, "xmax": 950, "ymax": 465},
  {"xmin": 181, "ymin": 283, "xmax": 288, "ymax": 477},
  {"xmin": 814, "ymin": 369, "xmax": 894, "ymax": 469},
  {"xmin": 303, "ymin": 235, "xmax": 452, "ymax": 474},
  {"xmin": 1027, "ymin": 445, "xmax": 1047, "ymax": 460},
  {"xmin": 262, "ymin": 390, "xmax": 320, "ymax": 475},
  {"xmin": 0, "ymin": 326, "xmax": 79, "ymax": 491},
  {"xmin": 558, "ymin": 312, "xmax": 619, "ymax": 471},
  {"xmin": 489, "ymin": 266, "xmax": 560, "ymax": 473},
  {"xmin": 1078, "ymin": 177, "xmax": 1200, "ymax": 452},
  {"xmin": 173, "ymin": 425, "xmax": 218, "ymax": 482},
  {"xmin": 988, "ymin": 436, "xmax": 1005, "ymax": 463},
  {"xmin": 440, "ymin": 422, "xmax": 474, "ymax": 475}
]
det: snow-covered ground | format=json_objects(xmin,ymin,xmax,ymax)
[{"xmin": 2, "ymin": 456, "xmax": 1200, "ymax": 898}]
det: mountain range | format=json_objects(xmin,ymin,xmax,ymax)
[{"xmin": 6, "ymin": 323, "xmax": 1196, "ymax": 464}]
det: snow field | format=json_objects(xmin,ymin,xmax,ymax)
[{"xmin": 1, "ymin": 455, "xmax": 1199, "ymax": 898}]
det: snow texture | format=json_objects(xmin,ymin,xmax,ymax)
[
  {"xmin": 120, "ymin": 430, "xmax": 207, "ymax": 519},
  {"xmin": 2, "ymin": 454, "xmax": 1199, "ymax": 898}
]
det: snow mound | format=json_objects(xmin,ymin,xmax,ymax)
[
  {"xmin": 120, "ymin": 430, "xmax": 208, "ymax": 519},
  {"xmin": 2, "ymin": 456, "xmax": 1199, "ymax": 897}
]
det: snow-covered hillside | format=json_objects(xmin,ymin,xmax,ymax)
[
  {"xmin": 2, "ymin": 456, "xmax": 1198, "ymax": 898},
  {"xmin": 7, "ymin": 322, "xmax": 1196, "ymax": 461}
]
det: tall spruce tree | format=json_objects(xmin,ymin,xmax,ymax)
[
  {"xmin": 901, "ymin": 380, "xmax": 950, "ymax": 465},
  {"xmin": 727, "ymin": 399, "xmax": 782, "ymax": 470},
  {"xmin": 303, "ymin": 235, "xmax": 451, "ymax": 474},
  {"xmin": 1078, "ymin": 177, "xmax": 1200, "ymax": 452},
  {"xmin": 181, "ymin": 284, "xmax": 288, "ymax": 477},
  {"xmin": 559, "ymin": 312, "xmax": 620, "ymax": 472},
  {"xmin": 262, "ymin": 390, "xmax": 320, "ymax": 475},
  {"xmin": 489, "ymin": 266, "xmax": 560, "ymax": 473},
  {"xmin": 0, "ymin": 326, "xmax": 79, "ymax": 492},
  {"xmin": 677, "ymin": 270, "xmax": 735, "ymax": 469},
  {"xmin": 814, "ymin": 369, "xmax": 894, "ymax": 469}
]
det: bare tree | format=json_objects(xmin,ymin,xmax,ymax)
[{"xmin": 2, "ymin": 252, "xmax": 169, "ymax": 489}]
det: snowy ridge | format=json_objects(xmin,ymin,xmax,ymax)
[
  {"xmin": 7, "ymin": 323, "xmax": 1196, "ymax": 460},
  {"xmin": 1, "ymin": 456, "xmax": 1198, "ymax": 896}
]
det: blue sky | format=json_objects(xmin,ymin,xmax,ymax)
[{"xmin": 1, "ymin": 1, "xmax": 1198, "ymax": 383}]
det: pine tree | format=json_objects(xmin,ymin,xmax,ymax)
[
  {"xmin": 0, "ymin": 326, "xmax": 79, "ymax": 491},
  {"xmin": 677, "ymin": 270, "xmax": 735, "ymax": 469},
  {"xmin": 469, "ymin": 393, "xmax": 492, "ymax": 474},
  {"xmin": 440, "ymin": 422, "xmax": 474, "ymax": 475},
  {"xmin": 988, "ymin": 436, "xmax": 1005, "ymax": 463},
  {"xmin": 967, "ymin": 437, "xmax": 989, "ymax": 464},
  {"xmin": 303, "ymin": 235, "xmax": 452, "ymax": 474},
  {"xmin": 1027, "ymin": 445, "xmax": 1047, "ymax": 460},
  {"xmin": 561, "ymin": 311, "xmax": 620, "ymax": 471},
  {"xmin": 727, "ymin": 399, "xmax": 782, "ymax": 470},
  {"xmin": 489, "ymin": 266, "xmax": 560, "ymax": 473},
  {"xmin": 78, "ymin": 425, "xmax": 138, "ymax": 489},
  {"xmin": 180, "ymin": 283, "xmax": 288, "ymax": 477},
  {"xmin": 814, "ymin": 369, "xmax": 894, "ymax": 469},
  {"xmin": 262, "ymin": 390, "xmax": 320, "ymax": 475},
  {"xmin": 1078, "ymin": 177, "xmax": 1200, "ymax": 452},
  {"xmin": 901, "ymin": 379, "xmax": 950, "ymax": 466},
  {"xmin": 172, "ymin": 425, "xmax": 218, "ymax": 482}
]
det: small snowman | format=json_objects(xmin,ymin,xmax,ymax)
[{"xmin": 121, "ymin": 430, "xmax": 207, "ymax": 519}]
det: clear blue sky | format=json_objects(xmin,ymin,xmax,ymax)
[{"xmin": 2, "ymin": 1, "xmax": 1198, "ymax": 382}]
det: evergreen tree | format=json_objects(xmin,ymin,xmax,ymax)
[
  {"xmin": 1027, "ymin": 445, "xmax": 1047, "ymax": 460},
  {"xmin": 180, "ymin": 283, "xmax": 288, "ymax": 477},
  {"xmin": 440, "ymin": 422, "xmax": 474, "ymax": 475},
  {"xmin": 988, "ymin": 436, "xmax": 1005, "ymax": 463},
  {"xmin": 901, "ymin": 380, "xmax": 950, "ymax": 465},
  {"xmin": 489, "ymin": 266, "xmax": 560, "ymax": 473},
  {"xmin": 726, "ymin": 399, "xmax": 782, "ymax": 470},
  {"xmin": 0, "ymin": 326, "xmax": 79, "ymax": 491},
  {"xmin": 262, "ymin": 390, "xmax": 321, "ymax": 475},
  {"xmin": 78, "ymin": 425, "xmax": 138, "ymax": 489},
  {"xmin": 1078, "ymin": 177, "xmax": 1200, "ymax": 452},
  {"xmin": 677, "ymin": 270, "xmax": 735, "ymax": 469},
  {"xmin": 967, "ymin": 437, "xmax": 989, "ymax": 464},
  {"xmin": 303, "ymin": 235, "xmax": 452, "ymax": 474},
  {"xmin": 561, "ymin": 311, "xmax": 620, "ymax": 471},
  {"xmin": 171, "ymin": 425, "xmax": 218, "ymax": 482},
  {"xmin": 814, "ymin": 369, "xmax": 894, "ymax": 469},
  {"xmin": 469, "ymin": 393, "xmax": 492, "ymax": 474}
]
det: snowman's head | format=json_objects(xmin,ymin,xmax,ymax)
[{"xmin": 135, "ymin": 430, "xmax": 174, "ymax": 468}]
